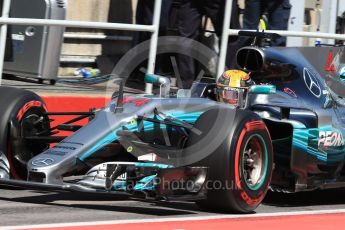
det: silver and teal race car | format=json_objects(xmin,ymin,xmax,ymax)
[{"xmin": 1, "ymin": 32, "xmax": 345, "ymax": 213}]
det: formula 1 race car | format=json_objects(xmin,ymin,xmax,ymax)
[{"xmin": 1, "ymin": 31, "xmax": 345, "ymax": 213}]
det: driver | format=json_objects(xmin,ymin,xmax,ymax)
[{"xmin": 216, "ymin": 69, "xmax": 254, "ymax": 106}]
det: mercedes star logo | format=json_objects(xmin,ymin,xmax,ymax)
[
  {"xmin": 303, "ymin": 67, "xmax": 321, "ymax": 98},
  {"xmin": 31, "ymin": 158, "xmax": 54, "ymax": 167}
]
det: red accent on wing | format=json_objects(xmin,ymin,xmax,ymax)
[
  {"xmin": 122, "ymin": 96, "xmax": 150, "ymax": 107},
  {"xmin": 325, "ymin": 50, "xmax": 336, "ymax": 73},
  {"xmin": 132, "ymin": 98, "xmax": 150, "ymax": 107},
  {"xmin": 122, "ymin": 96, "xmax": 135, "ymax": 104}
]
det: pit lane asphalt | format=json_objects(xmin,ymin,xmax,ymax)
[{"xmin": 2, "ymin": 185, "xmax": 345, "ymax": 227}]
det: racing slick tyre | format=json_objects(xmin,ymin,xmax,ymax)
[
  {"xmin": 190, "ymin": 108, "xmax": 273, "ymax": 213},
  {"xmin": 0, "ymin": 87, "xmax": 50, "ymax": 179}
]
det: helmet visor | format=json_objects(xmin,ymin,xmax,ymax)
[{"xmin": 219, "ymin": 87, "xmax": 241, "ymax": 105}]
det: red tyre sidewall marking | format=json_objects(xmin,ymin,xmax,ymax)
[
  {"xmin": 234, "ymin": 120, "xmax": 270, "ymax": 206},
  {"xmin": 16, "ymin": 101, "xmax": 46, "ymax": 121}
]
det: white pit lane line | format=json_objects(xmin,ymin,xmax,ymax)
[{"xmin": 4, "ymin": 208, "xmax": 345, "ymax": 230}]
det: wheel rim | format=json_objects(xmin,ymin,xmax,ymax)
[{"xmin": 241, "ymin": 134, "xmax": 268, "ymax": 191}]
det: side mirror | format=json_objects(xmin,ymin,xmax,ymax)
[
  {"xmin": 323, "ymin": 92, "xmax": 335, "ymax": 109},
  {"xmin": 144, "ymin": 74, "xmax": 170, "ymax": 97},
  {"xmin": 249, "ymin": 85, "xmax": 276, "ymax": 94},
  {"xmin": 144, "ymin": 74, "xmax": 161, "ymax": 84}
]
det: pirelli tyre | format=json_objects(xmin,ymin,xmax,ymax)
[
  {"xmin": 0, "ymin": 86, "xmax": 50, "ymax": 179},
  {"xmin": 189, "ymin": 108, "xmax": 273, "ymax": 213}
]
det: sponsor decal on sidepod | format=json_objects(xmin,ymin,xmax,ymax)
[{"xmin": 319, "ymin": 131, "xmax": 344, "ymax": 147}]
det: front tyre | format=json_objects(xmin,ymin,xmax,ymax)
[
  {"xmin": 193, "ymin": 109, "xmax": 273, "ymax": 213},
  {"xmin": 0, "ymin": 87, "xmax": 50, "ymax": 179}
]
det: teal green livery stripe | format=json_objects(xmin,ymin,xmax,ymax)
[{"xmin": 80, "ymin": 111, "xmax": 203, "ymax": 160}]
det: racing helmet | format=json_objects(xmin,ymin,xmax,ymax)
[{"xmin": 216, "ymin": 69, "xmax": 253, "ymax": 105}]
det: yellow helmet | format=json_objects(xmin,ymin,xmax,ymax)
[
  {"xmin": 217, "ymin": 69, "xmax": 250, "ymax": 88},
  {"xmin": 217, "ymin": 70, "xmax": 252, "ymax": 105}
]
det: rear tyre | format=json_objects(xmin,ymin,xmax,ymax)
[
  {"xmin": 189, "ymin": 108, "xmax": 273, "ymax": 213},
  {"xmin": 0, "ymin": 87, "xmax": 50, "ymax": 179}
]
